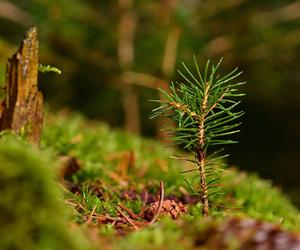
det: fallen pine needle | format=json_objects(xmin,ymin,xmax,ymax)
[
  {"xmin": 86, "ymin": 205, "xmax": 97, "ymax": 224},
  {"xmin": 149, "ymin": 181, "xmax": 164, "ymax": 225}
]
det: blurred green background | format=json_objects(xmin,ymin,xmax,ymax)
[{"xmin": 0, "ymin": 0, "xmax": 299, "ymax": 205}]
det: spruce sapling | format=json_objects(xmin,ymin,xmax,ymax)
[{"xmin": 151, "ymin": 56, "xmax": 245, "ymax": 216}]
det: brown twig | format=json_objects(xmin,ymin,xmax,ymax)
[
  {"xmin": 64, "ymin": 199, "xmax": 78, "ymax": 206},
  {"xmin": 137, "ymin": 191, "xmax": 149, "ymax": 217},
  {"xmin": 149, "ymin": 181, "xmax": 165, "ymax": 224},
  {"xmin": 118, "ymin": 203, "xmax": 139, "ymax": 219},
  {"xmin": 116, "ymin": 206, "xmax": 139, "ymax": 230},
  {"xmin": 86, "ymin": 205, "xmax": 97, "ymax": 224}
]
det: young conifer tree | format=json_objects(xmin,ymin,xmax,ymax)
[{"xmin": 151, "ymin": 56, "xmax": 245, "ymax": 216}]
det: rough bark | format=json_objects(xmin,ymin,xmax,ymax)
[{"xmin": 0, "ymin": 26, "xmax": 43, "ymax": 144}]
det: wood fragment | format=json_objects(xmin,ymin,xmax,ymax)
[{"xmin": 0, "ymin": 26, "xmax": 43, "ymax": 144}]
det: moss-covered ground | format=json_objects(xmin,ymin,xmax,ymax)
[{"xmin": 1, "ymin": 111, "xmax": 299, "ymax": 249}]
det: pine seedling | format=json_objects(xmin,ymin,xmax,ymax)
[{"xmin": 151, "ymin": 56, "xmax": 245, "ymax": 216}]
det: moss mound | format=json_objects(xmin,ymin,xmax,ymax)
[{"xmin": 0, "ymin": 135, "xmax": 91, "ymax": 250}]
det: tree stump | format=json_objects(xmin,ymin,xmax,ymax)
[{"xmin": 0, "ymin": 26, "xmax": 43, "ymax": 144}]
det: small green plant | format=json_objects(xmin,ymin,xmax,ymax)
[
  {"xmin": 39, "ymin": 64, "xmax": 62, "ymax": 74},
  {"xmin": 151, "ymin": 56, "xmax": 245, "ymax": 216}
]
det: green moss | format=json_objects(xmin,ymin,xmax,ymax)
[
  {"xmin": 41, "ymin": 112, "xmax": 300, "ymax": 230},
  {"xmin": 42, "ymin": 113, "xmax": 187, "ymax": 184},
  {"xmin": 111, "ymin": 217, "xmax": 192, "ymax": 250},
  {"xmin": 0, "ymin": 111, "xmax": 298, "ymax": 249},
  {"xmin": 39, "ymin": 111, "xmax": 300, "ymax": 249},
  {"xmin": 0, "ymin": 134, "xmax": 93, "ymax": 250},
  {"xmin": 223, "ymin": 171, "xmax": 300, "ymax": 230}
]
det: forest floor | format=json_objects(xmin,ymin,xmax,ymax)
[
  {"xmin": 1, "ymin": 110, "xmax": 300, "ymax": 250},
  {"xmin": 41, "ymin": 111, "xmax": 300, "ymax": 250}
]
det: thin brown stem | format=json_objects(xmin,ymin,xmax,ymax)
[
  {"xmin": 149, "ymin": 181, "xmax": 164, "ymax": 224},
  {"xmin": 116, "ymin": 206, "xmax": 139, "ymax": 230},
  {"xmin": 86, "ymin": 205, "xmax": 97, "ymax": 224},
  {"xmin": 197, "ymin": 82, "xmax": 210, "ymax": 216},
  {"xmin": 118, "ymin": 203, "xmax": 139, "ymax": 219},
  {"xmin": 197, "ymin": 151, "xmax": 209, "ymax": 216}
]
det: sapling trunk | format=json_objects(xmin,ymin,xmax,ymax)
[
  {"xmin": 198, "ymin": 149, "xmax": 209, "ymax": 216},
  {"xmin": 151, "ymin": 56, "xmax": 245, "ymax": 216},
  {"xmin": 197, "ymin": 82, "xmax": 210, "ymax": 216}
]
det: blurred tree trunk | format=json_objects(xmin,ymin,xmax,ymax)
[
  {"xmin": 162, "ymin": 26, "xmax": 181, "ymax": 78},
  {"xmin": 118, "ymin": 0, "xmax": 140, "ymax": 134},
  {"xmin": 0, "ymin": 1, "xmax": 31, "ymax": 26},
  {"xmin": 118, "ymin": 0, "xmax": 181, "ymax": 138},
  {"xmin": 157, "ymin": 0, "xmax": 181, "ymax": 139}
]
